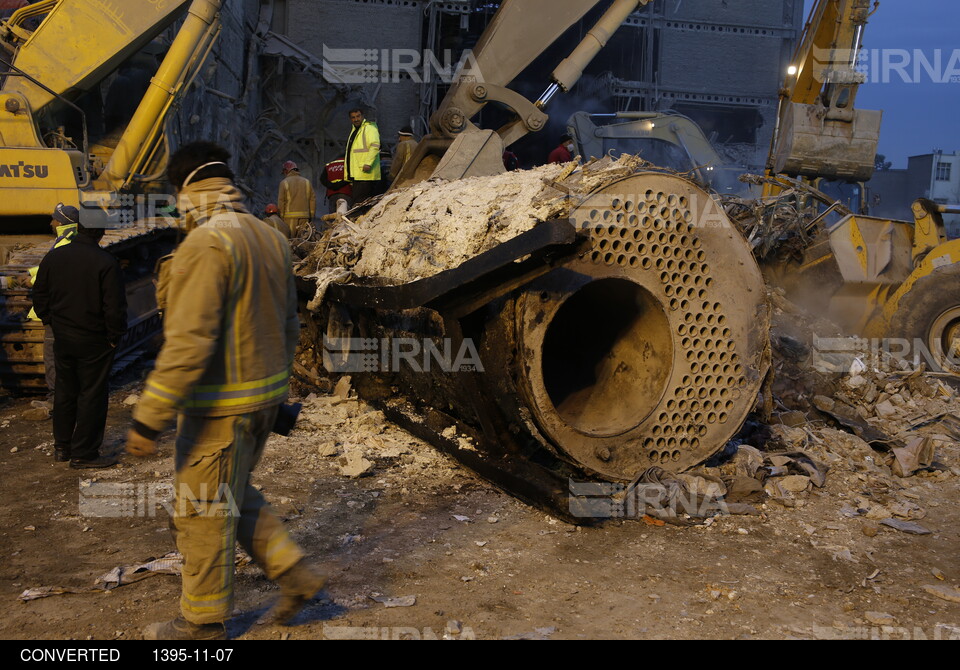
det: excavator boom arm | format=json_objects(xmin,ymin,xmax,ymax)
[
  {"xmin": 399, "ymin": 0, "xmax": 653, "ymax": 188},
  {"xmin": 1, "ymin": 0, "xmax": 194, "ymax": 115},
  {"xmin": 788, "ymin": 0, "xmax": 874, "ymax": 105},
  {"xmin": 429, "ymin": 0, "xmax": 603, "ymax": 138},
  {"xmin": 97, "ymin": 0, "xmax": 222, "ymax": 191},
  {"xmin": 769, "ymin": 0, "xmax": 881, "ymax": 182}
]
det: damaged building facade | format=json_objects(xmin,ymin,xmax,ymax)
[
  {"xmin": 182, "ymin": 0, "xmax": 805, "ymax": 209},
  {"xmin": 604, "ymin": 0, "xmax": 805, "ymax": 168}
]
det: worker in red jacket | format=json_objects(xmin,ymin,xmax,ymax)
[
  {"xmin": 548, "ymin": 134, "xmax": 576, "ymax": 164},
  {"xmin": 320, "ymin": 156, "xmax": 353, "ymax": 214}
]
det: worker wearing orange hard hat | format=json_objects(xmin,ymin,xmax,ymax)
[{"xmin": 262, "ymin": 203, "xmax": 292, "ymax": 239}]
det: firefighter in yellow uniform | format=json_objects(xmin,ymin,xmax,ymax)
[
  {"xmin": 263, "ymin": 203, "xmax": 292, "ymax": 239},
  {"xmin": 388, "ymin": 126, "xmax": 417, "ymax": 183},
  {"xmin": 27, "ymin": 203, "xmax": 80, "ymax": 394},
  {"xmin": 125, "ymin": 143, "xmax": 325, "ymax": 641},
  {"xmin": 277, "ymin": 160, "xmax": 315, "ymax": 235}
]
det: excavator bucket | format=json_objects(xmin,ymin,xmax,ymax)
[
  {"xmin": 773, "ymin": 102, "xmax": 882, "ymax": 182},
  {"xmin": 391, "ymin": 129, "xmax": 507, "ymax": 191},
  {"xmin": 431, "ymin": 130, "xmax": 506, "ymax": 183}
]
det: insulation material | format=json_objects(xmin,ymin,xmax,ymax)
[{"xmin": 304, "ymin": 155, "xmax": 648, "ymax": 287}]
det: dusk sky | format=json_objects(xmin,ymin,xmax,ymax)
[{"xmin": 803, "ymin": 0, "xmax": 960, "ymax": 168}]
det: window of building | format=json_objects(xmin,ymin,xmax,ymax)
[{"xmin": 936, "ymin": 162, "xmax": 952, "ymax": 181}]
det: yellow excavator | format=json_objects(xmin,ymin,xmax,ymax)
[
  {"xmin": 0, "ymin": 0, "xmax": 223, "ymax": 390},
  {"xmin": 758, "ymin": 0, "xmax": 960, "ymax": 374},
  {"xmin": 566, "ymin": 110, "xmax": 754, "ymax": 196},
  {"xmin": 768, "ymin": 0, "xmax": 882, "ymax": 184}
]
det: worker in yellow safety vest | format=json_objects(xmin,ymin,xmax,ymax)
[
  {"xmin": 28, "ymin": 203, "xmax": 80, "ymax": 394},
  {"xmin": 345, "ymin": 108, "xmax": 382, "ymax": 203}
]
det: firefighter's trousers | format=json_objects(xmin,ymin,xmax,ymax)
[{"xmin": 172, "ymin": 406, "xmax": 304, "ymax": 624}]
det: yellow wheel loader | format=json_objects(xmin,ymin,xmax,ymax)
[
  {"xmin": 773, "ymin": 192, "xmax": 960, "ymax": 373},
  {"xmin": 756, "ymin": 0, "xmax": 960, "ymax": 373}
]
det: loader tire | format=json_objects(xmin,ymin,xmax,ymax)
[{"xmin": 886, "ymin": 263, "xmax": 960, "ymax": 374}]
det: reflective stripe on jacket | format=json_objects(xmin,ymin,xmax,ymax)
[
  {"xmin": 346, "ymin": 120, "xmax": 381, "ymax": 182},
  {"xmin": 134, "ymin": 179, "xmax": 299, "ymax": 428},
  {"xmin": 27, "ymin": 223, "xmax": 77, "ymax": 321},
  {"xmin": 278, "ymin": 172, "xmax": 316, "ymax": 220}
]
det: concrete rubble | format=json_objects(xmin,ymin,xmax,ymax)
[
  {"xmin": 297, "ymin": 154, "xmax": 648, "ymax": 305},
  {"xmin": 283, "ymin": 301, "xmax": 958, "ymax": 529},
  {"xmin": 270, "ymin": 392, "xmax": 461, "ymax": 486}
]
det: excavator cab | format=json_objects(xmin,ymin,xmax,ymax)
[
  {"xmin": 567, "ymin": 111, "xmax": 755, "ymax": 196},
  {"xmin": 0, "ymin": 0, "xmax": 221, "ymax": 392}
]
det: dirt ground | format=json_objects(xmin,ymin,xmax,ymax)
[{"xmin": 1, "ymin": 371, "xmax": 959, "ymax": 641}]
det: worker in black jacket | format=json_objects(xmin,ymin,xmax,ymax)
[{"xmin": 32, "ymin": 220, "xmax": 127, "ymax": 468}]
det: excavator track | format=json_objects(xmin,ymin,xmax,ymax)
[{"xmin": 0, "ymin": 219, "xmax": 178, "ymax": 393}]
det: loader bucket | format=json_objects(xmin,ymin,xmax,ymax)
[{"xmin": 774, "ymin": 102, "xmax": 882, "ymax": 182}]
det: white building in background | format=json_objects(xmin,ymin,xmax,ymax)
[
  {"xmin": 908, "ymin": 151, "xmax": 960, "ymax": 237},
  {"xmin": 866, "ymin": 151, "xmax": 960, "ymax": 238}
]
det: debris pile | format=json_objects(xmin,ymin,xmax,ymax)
[
  {"xmin": 608, "ymin": 284, "xmax": 960, "ymax": 526},
  {"xmin": 721, "ymin": 174, "xmax": 846, "ymax": 263},
  {"xmin": 296, "ymin": 154, "xmax": 649, "ymax": 305},
  {"xmin": 273, "ymin": 380, "xmax": 462, "ymax": 484},
  {"xmin": 723, "ymin": 192, "xmax": 817, "ymax": 261},
  {"xmin": 19, "ymin": 551, "xmax": 250, "ymax": 601},
  {"xmin": 826, "ymin": 363, "xmax": 958, "ymax": 438}
]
